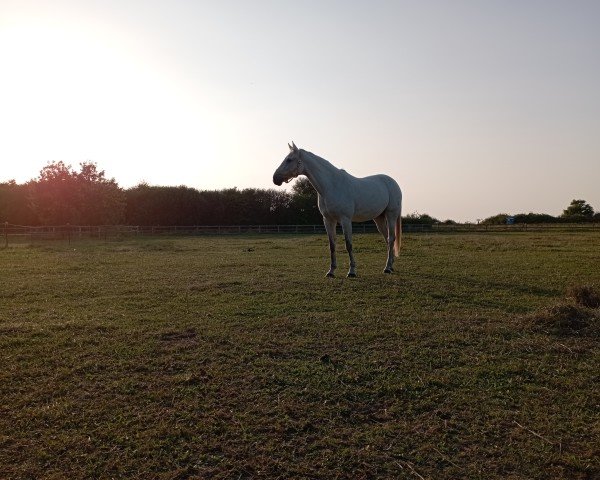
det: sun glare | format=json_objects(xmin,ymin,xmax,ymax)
[{"xmin": 0, "ymin": 16, "xmax": 219, "ymax": 187}]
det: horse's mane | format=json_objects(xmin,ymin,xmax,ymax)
[{"xmin": 301, "ymin": 149, "xmax": 344, "ymax": 173}]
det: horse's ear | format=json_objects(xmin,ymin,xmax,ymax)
[
  {"xmin": 288, "ymin": 143, "xmax": 293, "ymax": 151},
  {"xmin": 291, "ymin": 141, "xmax": 298, "ymax": 152}
]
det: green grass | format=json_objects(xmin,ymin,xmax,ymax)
[{"xmin": 1, "ymin": 232, "xmax": 599, "ymax": 479}]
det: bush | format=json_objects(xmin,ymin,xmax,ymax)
[
  {"xmin": 513, "ymin": 213, "xmax": 557, "ymax": 224},
  {"xmin": 481, "ymin": 214, "xmax": 511, "ymax": 225},
  {"xmin": 404, "ymin": 213, "xmax": 440, "ymax": 225}
]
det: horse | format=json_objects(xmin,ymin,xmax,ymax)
[{"xmin": 273, "ymin": 142, "xmax": 403, "ymax": 278}]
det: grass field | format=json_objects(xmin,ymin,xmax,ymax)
[{"xmin": 1, "ymin": 232, "xmax": 599, "ymax": 479}]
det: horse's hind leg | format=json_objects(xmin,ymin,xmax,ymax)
[
  {"xmin": 373, "ymin": 215, "xmax": 388, "ymax": 243},
  {"xmin": 375, "ymin": 214, "xmax": 393, "ymax": 273},
  {"xmin": 323, "ymin": 217, "xmax": 337, "ymax": 277},
  {"xmin": 340, "ymin": 218, "xmax": 357, "ymax": 278},
  {"xmin": 383, "ymin": 211, "xmax": 397, "ymax": 274}
]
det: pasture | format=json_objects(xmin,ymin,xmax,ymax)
[{"xmin": 1, "ymin": 231, "xmax": 599, "ymax": 479}]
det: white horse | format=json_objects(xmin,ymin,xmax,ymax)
[{"xmin": 273, "ymin": 142, "xmax": 402, "ymax": 278}]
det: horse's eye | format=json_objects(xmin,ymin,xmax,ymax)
[{"xmin": 286, "ymin": 158, "xmax": 293, "ymax": 163}]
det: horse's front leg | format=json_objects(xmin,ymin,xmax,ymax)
[
  {"xmin": 323, "ymin": 217, "xmax": 337, "ymax": 277},
  {"xmin": 340, "ymin": 218, "xmax": 357, "ymax": 278}
]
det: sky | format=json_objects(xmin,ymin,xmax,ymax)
[{"xmin": 1, "ymin": 0, "xmax": 599, "ymax": 222}]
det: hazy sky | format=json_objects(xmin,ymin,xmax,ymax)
[{"xmin": 1, "ymin": 0, "xmax": 599, "ymax": 221}]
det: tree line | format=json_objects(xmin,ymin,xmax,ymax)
[
  {"xmin": 1, "ymin": 162, "xmax": 597, "ymax": 226},
  {"xmin": 481, "ymin": 199, "xmax": 599, "ymax": 225},
  {"xmin": 0, "ymin": 161, "xmax": 325, "ymax": 226}
]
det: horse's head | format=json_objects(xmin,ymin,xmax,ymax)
[{"xmin": 273, "ymin": 141, "xmax": 303, "ymax": 186}]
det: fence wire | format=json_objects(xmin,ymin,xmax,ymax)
[{"xmin": 2, "ymin": 222, "xmax": 599, "ymax": 246}]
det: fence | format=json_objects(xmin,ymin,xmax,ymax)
[{"xmin": 2, "ymin": 221, "xmax": 599, "ymax": 246}]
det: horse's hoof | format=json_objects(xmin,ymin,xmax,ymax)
[
  {"xmin": 383, "ymin": 268, "xmax": 392, "ymax": 274},
  {"xmin": 347, "ymin": 272, "xmax": 357, "ymax": 278},
  {"xmin": 326, "ymin": 272, "xmax": 335, "ymax": 278}
]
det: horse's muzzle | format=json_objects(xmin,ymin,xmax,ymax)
[{"xmin": 273, "ymin": 173, "xmax": 283, "ymax": 186}]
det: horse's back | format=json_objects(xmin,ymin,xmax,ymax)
[
  {"xmin": 348, "ymin": 173, "xmax": 402, "ymax": 220},
  {"xmin": 373, "ymin": 174, "xmax": 401, "ymax": 195},
  {"xmin": 361, "ymin": 174, "xmax": 402, "ymax": 203},
  {"xmin": 374, "ymin": 174, "xmax": 402, "ymax": 212}
]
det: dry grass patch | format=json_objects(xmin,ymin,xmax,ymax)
[
  {"xmin": 530, "ymin": 285, "xmax": 600, "ymax": 336},
  {"xmin": 531, "ymin": 303, "xmax": 595, "ymax": 335},
  {"xmin": 567, "ymin": 284, "xmax": 600, "ymax": 309}
]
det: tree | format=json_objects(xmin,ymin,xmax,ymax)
[
  {"xmin": 28, "ymin": 161, "xmax": 79, "ymax": 224},
  {"xmin": 561, "ymin": 199, "xmax": 594, "ymax": 218},
  {"xmin": 292, "ymin": 177, "xmax": 316, "ymax": 197},
  {"xmin": 28, "ymin": 161, "xmax": 125, "ymax": 225},
  {"xmin": 0, "ymin": 181, "xmax": 39, "ymax": 224},
  {"xmin": 267, "ymin": 189, "xmax": 293, "ymax": 224},
  {"xmin": 289, "ymin": 177, "xmax": 321, "ymax": 224},
  {"xmin": 125, "ymin": 184, "xmax": 208, "ymax": 225},
  {"xmin": 76, "ymin": 162, "xmax": 126, "ymax": 225}
]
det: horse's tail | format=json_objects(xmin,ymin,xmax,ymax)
[{"xmin": 394, "ymin": 215, "xmax": 402, "ymax": 257}]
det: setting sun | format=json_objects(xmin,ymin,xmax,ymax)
[{"xmin": 1, "ymin": 9, "xmax": 220, "ymax": 187}]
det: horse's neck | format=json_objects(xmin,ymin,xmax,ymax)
[{"xmin": 301, "ymin": 151, "xmax": 341, "ymax": 196}]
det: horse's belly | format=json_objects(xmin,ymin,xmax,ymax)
[
  {"xmin": 352, "ymin": 208, "xmax": 384, "ymax": 222},
  {"xmin": 318, "ymin": 177, "xmax": 394, "ymax": 221},
  {"xmin": 352, "ymin": 192, "xmax": 389, "ymax": 221}
]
